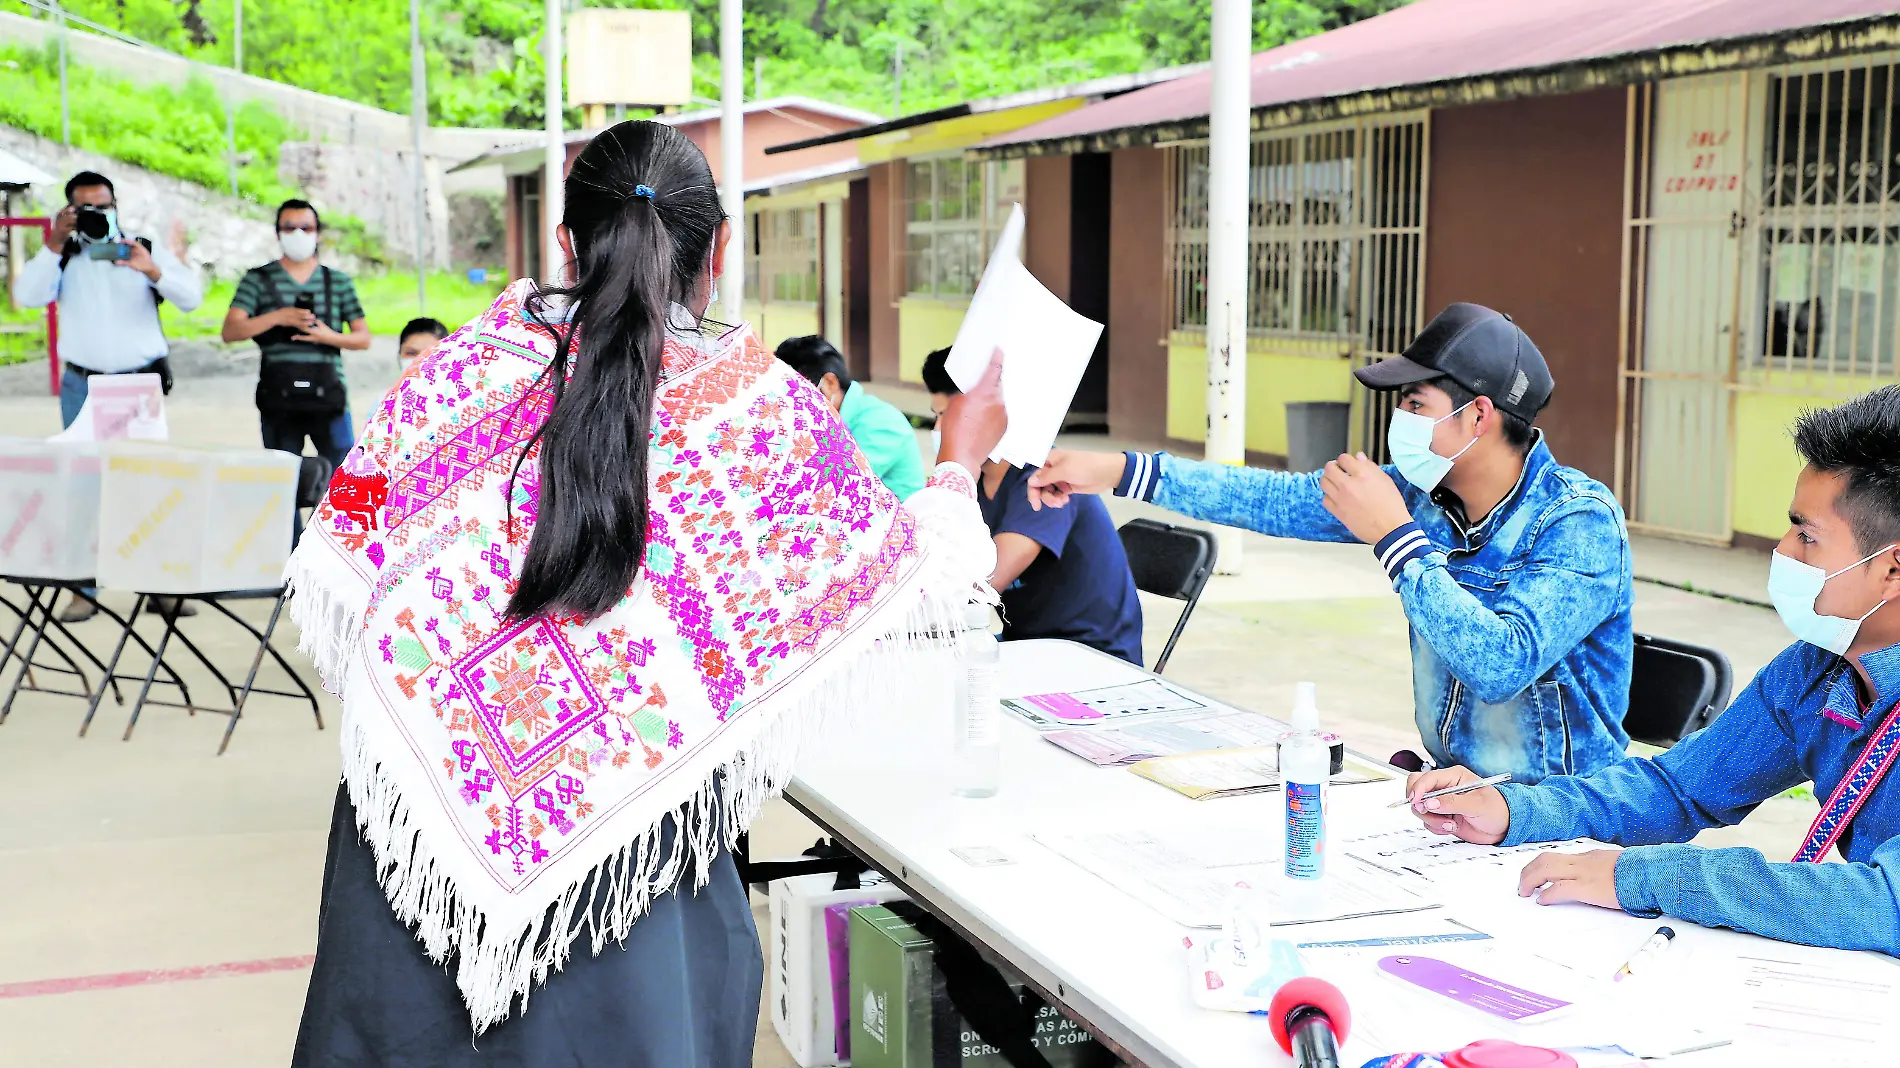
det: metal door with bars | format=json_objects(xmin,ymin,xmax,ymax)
[{"xmin": 1619, "ymin": 73, "xmax": 1752, "ymax": 542}]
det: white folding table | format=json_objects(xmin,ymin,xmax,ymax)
[{"xmin": 785, "ymin": 639, "xmax": 1886, "ymax": 1067}]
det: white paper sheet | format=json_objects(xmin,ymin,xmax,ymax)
[
  {"xmin": 1732, "ymin": 952, "xmax": 1900, "ymax": 1065},
  {"xmin": 1343, "ymin": 825, "xmax": 1593, "ymax": 881},
  {"xmin": 50, "ymin": 371, "xmax": 168, "ymax": 442},
  {"xmin": 1030, "ymin": 824, "xmax": 1437, "ymax": 928},
  {"xmin": 943, "ymin": 204, "xmax": 1103, "ymax": 467}
]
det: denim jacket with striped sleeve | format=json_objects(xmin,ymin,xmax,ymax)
[
  {"xmin": 1116, "ymin": 433, "xmax": 1633, "ymax": 783},
  {"xmin": 1497, "ymin": 640, "xmax": 1900, "ymax": 955}
]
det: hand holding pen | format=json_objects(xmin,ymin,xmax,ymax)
[{"xmin": 1400, "ymin": 766, "xmax": 1513, "ymax": 845}]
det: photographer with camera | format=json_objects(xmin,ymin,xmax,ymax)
[
  {"xmin": 11, "ymin": 171, "xmax": 202, "ymax": 426},
  {"xmin": 222, "ymin": 201, "xmax": 369, "ymax": 472},
  {"xmin": 11, "ymin": 171, "xmax": 204, "ymax": 622}
]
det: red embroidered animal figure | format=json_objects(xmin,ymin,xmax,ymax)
[{"xmin": 329, "ymin": 469, "xmax": 390, "ymax": 532}]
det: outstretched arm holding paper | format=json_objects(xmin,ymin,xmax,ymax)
[{"xmin": 1035, "ymin": 306, "xmax": 1637, "ymax": 790}]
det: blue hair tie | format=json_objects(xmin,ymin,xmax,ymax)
[{"xmin": 633, "ymin": 184, "xmax": 656, "ymax": 199}]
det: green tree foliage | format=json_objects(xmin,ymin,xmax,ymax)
[{"xmin": 28, "ymin": 0, "xmax": 1407, "ymax": 127}]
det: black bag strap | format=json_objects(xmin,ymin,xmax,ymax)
[{"xmin": 321, "ymin": 265, "xmax": 335, "ymax": 331}]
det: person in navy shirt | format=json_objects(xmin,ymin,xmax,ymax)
[
  {"xmin": 1402, "ymin": 386, "xmax": 1900, "ymax": 956},
  {"xmin": 923, "ymin": 349, "xmax": 1142, "ymax": 665}
]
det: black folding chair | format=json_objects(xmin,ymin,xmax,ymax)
[
  {"xmin": 1625, "ymin": 632, "xmax": 1734, "ymax": 748},
  {"xmin": 1117, "ymin": 518, "xmax": 1218, "ymax": 674},
  {"xmin": 108, "ymin": 455, "xmax": 332, "ymax": 754}
]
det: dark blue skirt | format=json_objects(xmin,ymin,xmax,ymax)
[{"xmin": 293, "ymin": 785, "xmax": 762, "ymax": 1067}]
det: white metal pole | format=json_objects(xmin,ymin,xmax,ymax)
[
  {"xmin": 543, "ymin": 0, "xmax": 565, "ymax": 285},
  {"xmin": 719, "ymin": 0, "xmax": 744, "ymax": 324},
  {"xmin": 1206, "ymin": 0, "xmax": 1251, "ymax": 574},
  {"xmin": 55, "ymin": 1, "xmax": 68, "ymax": 145},
  {"xmin": 226, "ymin": 0, "xmax": 241, "ymax": 197},
  {"xmin": 410, "ymin": 0, "xmax": 429, "ymax": 310}
]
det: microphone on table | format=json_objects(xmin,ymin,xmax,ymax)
[{"xmin": 1269, "ymin": 976, "xmax": 1352, "ymax": 1068}]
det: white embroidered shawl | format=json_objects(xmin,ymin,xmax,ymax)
[{"xmin": 286, "ymin": 280, "xmax": 991, "ymax": 1030}]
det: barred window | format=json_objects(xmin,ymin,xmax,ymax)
[
  {"xmin": 1755, "ymin": 62, "xmax": 1900, "ymax": 378},
  {"xmin": 747, "ymin": 206, "xmax": 819, "ymax": 304},
  {"xmin": 1165, "ymin": 118, "xmax": 1426, "ymax": 357},
  {"xmin": 903, "ymin": 156, "xmax": 1024, "ymax": 298}
]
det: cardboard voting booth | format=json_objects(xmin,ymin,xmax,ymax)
[
  {"xmin": 771, "ymin": 874, "xmax": 909, "ymax": 1066},
  {"xmin": 849, "ymin": 904, "xmax": 1112, "ymax": 1068},
  {"xmin": 95, "ymin": 444, "xmax": 301, "ymax": 595},
  {"xmin": 0, "ymin": 438, "xmax": 102, "ymax": 581}
]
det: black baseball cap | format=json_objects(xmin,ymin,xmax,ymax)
[{"xmin": 1352, "ymin": 302, "xmax": 1554, "ymax": 423}]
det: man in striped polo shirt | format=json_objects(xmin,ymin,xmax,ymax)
[
  {"xmin": 1030, "ymin": 303, "xmax": 1634, "ymax": 784},
  {"xmin": 221, "ymin": 199, "xmax": 370, "ymax": 474}
]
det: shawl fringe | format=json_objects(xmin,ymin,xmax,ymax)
[{"xmin": 310, "ymin": 551, "xmax": 979, "ymax": 1032}]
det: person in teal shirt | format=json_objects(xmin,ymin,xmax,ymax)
[{"xmin": 776, "ymin": 335, "xmax": 926, "ymax": 500}]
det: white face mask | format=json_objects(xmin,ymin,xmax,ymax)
[
  {"xmin": 930, "ymin": 427, "xmax": 942, "ymax": 460},
  {"xmin": 1386, "ymin": 401, "xmax": 1476, "ymax": 492},
  {"xmin": 1768, "ymin": 545, "xmax": 1898, "ymax": 655},
  {"xmin": 279, "ymin": 229, "xmax": 319, "ymax": 263}
]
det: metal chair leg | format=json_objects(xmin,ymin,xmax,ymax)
[
  {"xmin": 123, "ymin": 600, "xmax": 184, "ymax": 742},
  {"xmin": 82, "ymin": 594, "xmax": 145, "ymax": 737},
  {"xmin": 1, "ymin": 586, "xmax": 57, "ymax": 725},
  {"xmin": 219, "ymin": 594, "xmax": 287, "ymax": 755}
]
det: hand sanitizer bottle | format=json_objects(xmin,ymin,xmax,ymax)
[
  {"xmin": 952, "ymin": 602, "xmax": 1001, "ymax": 797},
  {"xmin": 1282, "ymin": 682, "xmax": 1328, "ymax": 880}
]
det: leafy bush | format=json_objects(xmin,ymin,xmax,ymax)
[{"xmin": 0, "ymin": 41, "xmax": 302, "ymax": 205}]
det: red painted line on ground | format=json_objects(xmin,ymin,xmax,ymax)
[{"xmin": 0, "ymin": 954, "xmax": 316, "ymax": 999}]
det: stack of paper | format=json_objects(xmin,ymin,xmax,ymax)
[{"xmin": 943, "ymin": 204, "xmax": 1104, "ymax": 467}]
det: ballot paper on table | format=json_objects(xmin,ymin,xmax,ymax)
[
  {"xmin": 1029, "ymin": 823, "xmax": 1437, "ymax": 928},
  {"xmin": 49, "ymin": 372, "xmax": 168, "ymax": 442},
  {"xmin": 943, "ymin": 204, "xmax": 1103, "ymax": 467}
]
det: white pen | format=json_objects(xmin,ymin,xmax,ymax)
[
  {"xmin": 1389, "ymin": 772, "xmax": 1512, "ymax": 808},
  {"xmin": 1613, "ymin": 926, "xmax": 1676, "ymax": 981}
]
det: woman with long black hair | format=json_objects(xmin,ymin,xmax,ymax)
[{"xmin": 287, "ymin": 120, "xmax": 1004, "ymax": 1065}]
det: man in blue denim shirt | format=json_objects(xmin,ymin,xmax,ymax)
[
  {"xmin": 1031, "ymin": 304, "xmax": 1633, "ymax": 782},
  {"xmin": 1401, "ymin": 388, "xmax": 1900, "ymax": 955}
]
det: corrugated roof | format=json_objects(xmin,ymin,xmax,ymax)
[
  {"xmin": 976, "ymin": 0, "xmax": 1900, "ymax": 157},
  {"xmin": 449, "ymin": 97, "xmax": 885, "ymax": 174},
  {"xmin": 762, "ymin": 62, "xmax": 1208, "ymax": 155}
]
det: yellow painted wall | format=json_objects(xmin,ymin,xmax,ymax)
[
  {"xmin": 1731, "ymin": 373, "xmax": 1895, "ymax": 541},
  {"xmin": 898, "ymin": 297, "xmax": 969, "ymax": 383},
  {"xmin": 1165, "ymin": 332, "xmax": 1356, "ymax": 457},
  {"xmin": 755, "ymin": 305, "xmax": 821, "ymax": 350}
]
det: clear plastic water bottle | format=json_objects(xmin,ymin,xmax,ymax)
[
  {"xmin": 952, "ymin": 601, "xmax": 1001, "ymax": 797},
  {"xmin": 1281, "ymin": 681, "xmax": 1329, "ymax": 879}
]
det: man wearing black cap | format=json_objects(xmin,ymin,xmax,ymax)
[{"xmin": 1028, "ymin": 303, "xmax": 1633, "ymax": 783}]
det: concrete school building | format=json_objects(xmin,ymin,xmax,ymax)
[
  {"xmin": 463, "ymin": 96, "xmax": 881, "ymax": 302},
  {"xmin": 786, "ymin": 0, "xmax": 1900, "ymax": 552},
  {"xmin": 751, "ymin": 66, "xmax": 1204, "ymax": 423}
]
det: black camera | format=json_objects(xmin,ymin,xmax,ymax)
[{"xmin": 72, "ymin": 204, "xmax": 114, "ymax": 241}]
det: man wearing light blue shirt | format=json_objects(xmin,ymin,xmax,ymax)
[
  {"xmin": 12, "ymin": 170, "xmax": 203, "ymax": 621},
  {"xmin": 1404, "ymin": 387, "xmax": 1900, "ymax": 957},
  {"xmin": 12, "ymin": 171, "xmax": 203, "ymax": 425}
]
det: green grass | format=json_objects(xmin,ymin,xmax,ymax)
[{"xmin": 160, "ymin": 270, "xmax": 509, "ymax": 340}]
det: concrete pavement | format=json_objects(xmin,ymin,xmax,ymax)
[{"xmin": 0, "ymin": 357, "xmax": 1817, "ymax": 1067}]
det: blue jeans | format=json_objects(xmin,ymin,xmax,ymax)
[{"xmin": 260, "ymin": 409, "xmax": 355, "ymax": 544}]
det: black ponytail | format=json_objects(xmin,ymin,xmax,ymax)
[{"xmin": 507, "ymin": 120, "xmax": 727, "ymax": 622}]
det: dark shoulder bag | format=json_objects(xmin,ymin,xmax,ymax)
[{"xmin": 256, "ymin": 266, "xmax": 347, "ymax": 418}]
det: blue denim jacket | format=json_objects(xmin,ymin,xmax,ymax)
[
  {"xmin": 1117, "ymin": 435, "xmax": 1633, "ymax": 782},
  {"xmin": 1499, "ymin": 640, "xmax": 1900, "ymax": 956}
]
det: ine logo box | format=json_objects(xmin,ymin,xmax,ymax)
[
  {"xmin": 769, "ymin": 873, "xmax": 907, "ymax": 1067},
  {"xmin": 848, "ymin": 903, "xmax": 1114, "ymax": 1068}
]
